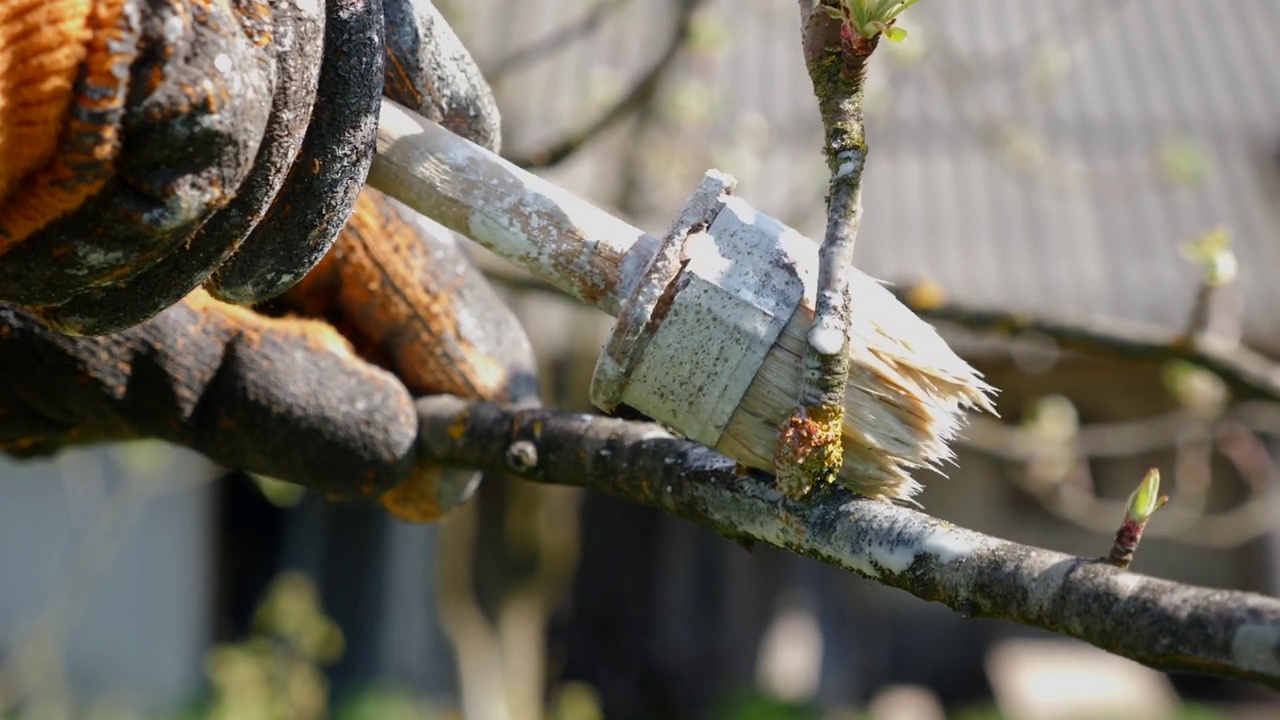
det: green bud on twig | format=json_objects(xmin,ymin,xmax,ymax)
[
  {"xmin": 1180, "ymin": 226, "xmax": 1237, "ymax": 287},
  {"xmin": 1126, "ymin": 468, "xmax": 1169, "ymax": 524},
  {"xmin": 823, "ymin": 0, "xmax": 920, "ymax": 42},
  {"xmin": 1108, "ymin": 468, "xmax": 1169, "ymax": 569}
]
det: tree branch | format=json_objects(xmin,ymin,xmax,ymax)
[
  {"xmin": 415, "ymin": 394, "xmax": 1280, "ymax": 688},
  {"xmin": 775, "ymin": 2, "xmax": 878, "ymax": 497},
  {"xmin": 893, "ymin": 285, "xmax": 1280, "ymax": 404},
  {"xmin": 962, "ymin": 411, "xmax": 1280, "ymax": 550},
  {"xmin": 486, "ymin": 0, "xmax": 632, "ymax": 81},
  {"xmin": 504, "ymin": 0, "xmax": 708, "ymax": 169}
]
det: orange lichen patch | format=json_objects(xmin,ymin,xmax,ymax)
[
  {"xmin": 774, "ymin": 405, "xmax": 844, "ymax": 500},
  {"xmin": 188, "ymin": 0, "xmax": 213, "ymax": 24},
  {"xmin": 378, "ymin": 468, "xmax": 444, "ymax": 523},
  {"xmin": 776, "ymin": 510, "xmax": 807, "ymax": 542},
  {"xmin": 0, "ymin": 0, "xmax": 135, "ymax": 248},
  {"xmin": 383, "ymin": 49, "xmax": 424, "ymax": 109},
  {"xmin": 232, "ymin": 0, "xmax": 274, "ymax": 47},
  {"xmin": 285, "ymin": 189, "xmax": 510, "ymax": 398},
  {"xmin": 446, "ymin": 410, "xmax": 469, "ymax": 441}
]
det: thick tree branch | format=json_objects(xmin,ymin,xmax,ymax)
[{"xmin": 415, "ymin": 394, "xmax": 1280, "ymax": 688}]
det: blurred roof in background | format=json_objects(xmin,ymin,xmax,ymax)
[{"xmin": 444, "ymin": 0, "xmax": 1280, "ymax": 354}]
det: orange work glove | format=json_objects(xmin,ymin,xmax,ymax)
[
  {"xmin": 0, "ymin": 0, "xmax": 497, "ymax": 335},
  {"xmin": 0, "ymin": 0, "xmax": 538, "ymax": 522},
  {"xmin": 1, "ymin": 187, "xmax": 539, "ymax": 521}
]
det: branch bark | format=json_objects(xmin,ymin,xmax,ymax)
[{"xmin": 415, "ymin": 394, "xmax": 1280, "ymax": 688}]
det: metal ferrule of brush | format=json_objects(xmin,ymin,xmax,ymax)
[{"xmin": 591, "ymin": 172, "xmax": 808, "ymax": 452}]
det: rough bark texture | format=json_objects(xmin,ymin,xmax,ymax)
[{"xmin": 415, "ymin": 394, "xmax": 1280, "ymax": 688}]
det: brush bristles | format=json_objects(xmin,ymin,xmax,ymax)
[{"xmin": 719, "ymin": 268, "xmax": 996, "ymax": 502}]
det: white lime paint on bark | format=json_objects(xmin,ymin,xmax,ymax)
[{"xmin": 1232, "ymin": 623, "xmax": 1280, "ymax": 677}]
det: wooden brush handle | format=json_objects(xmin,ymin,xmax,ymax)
[{"xmin": 369, "ymin": 99, "xmax": 658, "ymax": 315}]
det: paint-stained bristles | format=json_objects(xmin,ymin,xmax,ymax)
[
  {"xmin": 725, "ymin": 268, "xmax": 995, "ymax": 502},
  {"xmin": 839, "ymin": 269, "xmax": 996, "ymax": 499}
]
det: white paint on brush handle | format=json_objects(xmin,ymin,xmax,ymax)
[{"xmin": 370, "ymin": 99, "xmax": 656, "ymax": 314}]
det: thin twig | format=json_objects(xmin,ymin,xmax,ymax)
[
  {"xmin": 487, "ymin": 0, "xmax": 632, "ymax": 80},
  {"xmin": 465, "ymin": 254, "xmax": 1280, "ymax": 546},
  {"xmin": 414, "ymin": 394, "xmax": 1280, "ymax": 688},
  {"xmin": 777, "ymin": 2, "xmax": 878, "ymax": 498},
  {"xmin": 467, "ymin": 257, "xmax": 1280, "ymax": 547},
  {"xmin": 963, "ymin": 406, "xmax": 1280, "ymax": 549},
  {"xmin": 504, "ymin": 0, "xmax": 707, "ymax": 170}
]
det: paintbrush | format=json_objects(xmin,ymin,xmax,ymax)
[{"xmin": 367, "ymin": 99, "xmax": 995, "ymax": 502}]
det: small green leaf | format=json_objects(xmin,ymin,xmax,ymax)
[
  {"xmin": 1179, "ymin": 226, "xmax": 1231, "ymax": 259},
  {"xmin": 884, "ymin": 25, "xmax": 908, "ymax": 42},
  {"xmin": 1179, "ymin": 225, "xmax": 1237, "ymax": 286}
]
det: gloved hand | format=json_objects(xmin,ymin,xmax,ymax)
[
  {"xmin": 1, "ymin": 186, "xmax": 539, "ymax": 521},
  {"xmin": 0, "ymin": 0, "xmax": 497, "ymax": 335},
  {"xmin": 0, "ymin": 0, "xmax": 539, "ymax": 521}
]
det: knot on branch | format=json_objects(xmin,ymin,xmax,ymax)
[{"xmin": 506, "ymin": 440, "xmax": 539, "ymax": 471}]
